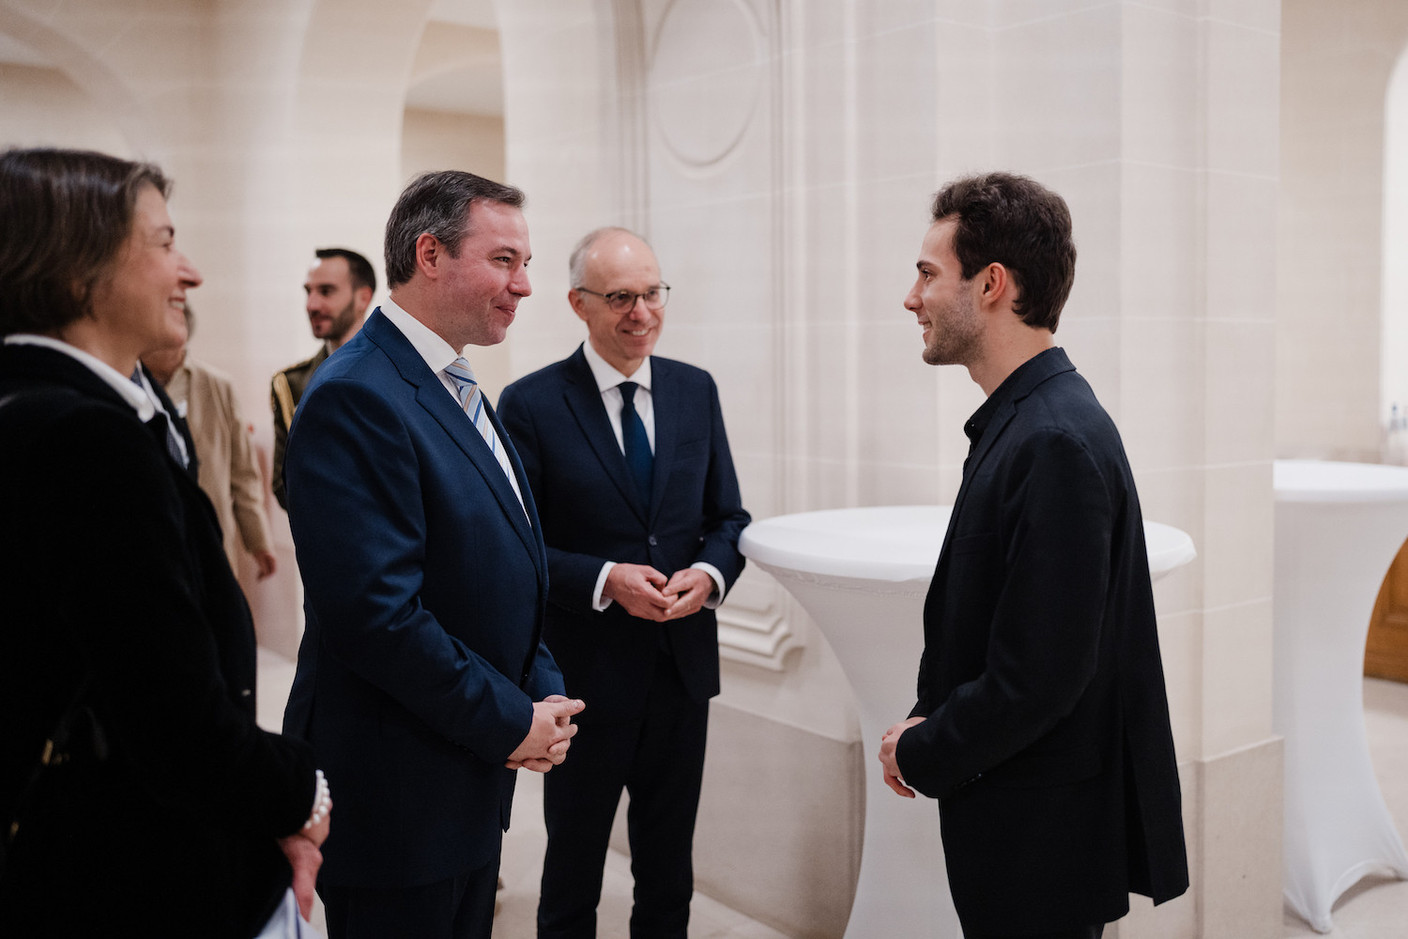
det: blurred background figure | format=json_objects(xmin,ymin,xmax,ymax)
[
  {"xmin": 144, "ymin": 302, "xmax": 279, "ymax": 580},
  {"xmin": 270, "ymin": 247, "xmax": 374, "ymax": 510},
  {"xmin": 0, "ymin": 147, "xmax": 328, "ymax": 936}
]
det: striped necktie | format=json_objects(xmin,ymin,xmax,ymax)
[{"xmin": 444, "ymin": 357, "xmax": 516, "ymax": 486}]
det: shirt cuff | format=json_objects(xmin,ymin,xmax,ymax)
[
  {"xmin": 592, "ymin": 561, "xmax": 616, "ymax": 612},
  {"xmin": 692, "ymin": 561, "xmax": 726, "ymax": 609}
]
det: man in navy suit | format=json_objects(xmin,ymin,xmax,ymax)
[
  {"xmin": 282, "ymin": 171, "xmax": 584, "ymax": 939},
  {"xmin": 878, "ymin": 174, "xmax": 1188, "ymax": 938},
  {"xmin": 498, "ymin": 227, "xmax": 749, "ymax": 938}
]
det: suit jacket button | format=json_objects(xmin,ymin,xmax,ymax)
[{"xmin": 648, "ymin": 535, "xmax": 658, "ymax": 546}]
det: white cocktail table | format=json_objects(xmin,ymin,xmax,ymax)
[{"xmin": 1273, "ymin": 460, "xmax": 1408, "ymax": 932}]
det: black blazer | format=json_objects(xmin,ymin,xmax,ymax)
[
  {"xmin": 282, "ymin": 311, "xmax": 563, "ymax": 887},
  {"xmin": 498, "ymin": 345, "xmax": 749, "ymax": 721},
  {"xmin": 0, "ymin": 344, "xmax": 315, "ymax": 937},
  {"xmin": 895, "ymin": 348, "xmax": 1188, "ymax": 933}
]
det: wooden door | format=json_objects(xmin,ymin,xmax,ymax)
[{"xmin": 1366, "ymin": 535, "xmax": 1408, "ymax": 683}]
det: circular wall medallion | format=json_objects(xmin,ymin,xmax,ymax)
[{"xmin": 649, "ymin": 0, "xmax": 764, "ymax": 168}]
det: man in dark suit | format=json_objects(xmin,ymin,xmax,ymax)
[
  {"xmin": 282, "ymin": 171, "xmax": 583, "ymax": 939},
  {"xmin": 877, "ymin": 173, "xmax": 1189, "ymax": 939},
  {"xmin": 498, "ymin": 227, "xmax": 749, "ymax": 938}
]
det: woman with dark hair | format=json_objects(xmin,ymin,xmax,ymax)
[{"xmin": 0, "ymin": 148, "xmax": 330, "ymax": 937}]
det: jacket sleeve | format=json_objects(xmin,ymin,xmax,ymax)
[
  {"xmin": 217, "ymin": 373, "xmax": 272, "ymax": 555},
  {"xmin": 689, "ymin": 374, "xmax": 750, "ymax": 591},
  {"xmin": 270, "ymin": 372, "xmax": 293, "ymax": 511},
  {"xmin": 896, "ymin": 427, "xmax": 1114, "ymax": 800},
  {"xmin": 47, "ymin": 408, "xmax": 314, "ymax": 839},
  {"xmin": 497, "ymin": 381, "xmax": 613, "ymax": 611}
]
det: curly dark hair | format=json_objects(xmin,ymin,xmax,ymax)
[{"xmin": 931, "ymin": 172, "xmax": 1076, "ymax": 332}]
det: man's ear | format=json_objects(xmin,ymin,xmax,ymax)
[
  {"xmin": 354, "ymin": 285, "xmax": 374, "ymax": 314},
  {"xmin": 978, "ymin": 261, "xmax": 1013, "ymax": 308},
  {"xmin": 414, "ymin": 232, "xmax": 442, "ymax": 280},
  {"xmin": 568, "ymin": 288, "xmax": 590, "ymax": 323}
]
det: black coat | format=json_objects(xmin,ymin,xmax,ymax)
[
  {"xmin": 896, "ymin": 348, "xmax": 1188, "ymax": 933},
  {"xmin": 0, "ymin": 343, "xmax": 315, "ymax": 937}
]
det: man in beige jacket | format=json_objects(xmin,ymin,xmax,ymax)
[{"xmin": 144, "ymin": 305, "xmax": 277, "ymax": 579}]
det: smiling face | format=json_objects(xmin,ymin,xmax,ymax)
[
  {"xmin": 569, "ymin": 230, "xmax": 664, "ymax": 376},
  {"xmin": 904, "ymin": 217, "xmax": 983, "ymax": 368},
  {"xmin": 88, "ymin": 183, "xmax": 202, "ymax": 362},
  {"xmin": 433, "ymin": 199, "xmax": 533, "ymax": 348},
  {"xmin": 304, "ymin": 256, "xmax": 366, "ymax": 346}
]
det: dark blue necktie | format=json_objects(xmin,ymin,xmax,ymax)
[{"xmin": 619, "ymin": 381, "xmax": 653, "ymax": 503}]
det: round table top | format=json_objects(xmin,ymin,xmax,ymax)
[
  {"xmin": 739, "ymin": 505, "xmax": 1196, "ymax": 583},
  {"xmin": 1274, "ymin": 459, "xmax": 1408, "ymax": 504}
]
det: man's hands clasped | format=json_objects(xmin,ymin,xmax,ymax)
[
  {"xmin": 604, "ymin": 563, "xmax": 713, "ymax": 622},
  {"xmin": 506, "ymin": 694, "xmax": 586, "ymax": 773}
]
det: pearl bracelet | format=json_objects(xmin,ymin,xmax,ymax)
[{"xmin": 303, "ymin": 769, "xmax": 331, "ymax": 831}]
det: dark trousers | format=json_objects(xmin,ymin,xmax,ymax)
[
  {"xmin": 537, "ymin": 651, "xmax": 709, "ymax": 939},
  {"xmin": 961, "ymin": 925, "xmax": 1104, "ymax": 939},
  {"xmin": 319, "ymin": 846, "xmax": 501, "ymax": 939}
]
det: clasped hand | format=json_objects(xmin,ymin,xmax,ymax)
[
  {"xmin": 604, "ymin": 563, "xmax": 712, "ymax": 622},
  {"xmin": 506, "ymin": 694, "xmax": 585, "ymax": 773},
  {"xmin": 878, "ymin": 716, "xmax": 925, "ymax": 798}
]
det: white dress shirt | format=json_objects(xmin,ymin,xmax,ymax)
[
  {"xmin": 380, "ymin": 299, "xmax": 524, "ymax": 508},
  {"xmin": 4, "ymin": 334, "xmax": 153, "ymax": 419}
]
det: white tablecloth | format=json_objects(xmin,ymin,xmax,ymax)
[{"xmin": 1273, "ymin": 460, "xmax": 1408, "ymax": 932}]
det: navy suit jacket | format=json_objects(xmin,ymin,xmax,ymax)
[
  {"xmin": 498, "ymin": 345, "xmax": 748, "ymax": 721},
  {"xmin": 282, "ymin": 310, "xmax": 563, "ymax": 888},
  {"xmin": 895, "ymin": 348, "xmax": 1188, "ymax": 933}
]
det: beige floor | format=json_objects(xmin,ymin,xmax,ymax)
[{"xmin": 257, "ymin": 650, "xmax": 1408, "ymax": 938}]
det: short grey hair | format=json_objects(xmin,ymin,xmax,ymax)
[
  {"xmin": 568, "ymin": 226, "xmax": 648, "ymax": 288},
  {"xmin": 384, "ymin": 170, "xmax": 525, "ymax": 289}
]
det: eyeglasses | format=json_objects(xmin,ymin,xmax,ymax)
[{"xmin": 574, "ymin": 283, "xmax": 671, "ymax": 314}]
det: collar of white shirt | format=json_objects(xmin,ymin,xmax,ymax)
[
  {"xmin": 380, "ymin": 297, "xmax": 487, "ymax": 408},
  {"xmin": 4, "ymin": 333, "xmax": 154, "ymax": 420},
  {"xmin": 582, "ymin": 339, "xmax": 651, "ymax": 394},
  {"xmin": 378, "ymin": 299, "xmax": 526, "ymax": 508},
  {"xmin": 379, "ymin": 297, "xmax": 463, "ymax": 381}
]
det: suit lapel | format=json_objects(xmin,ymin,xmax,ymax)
[
  {"xmin": 561, "ymin": 348, "xmax": 650, "ymax": 524},
  {"xmin": 482, "ymin": 394, "xmax": 546, "ymax": 568},
  {"xmin": 931, "ymin": 401, "xmax": 1016, "ymax": 585},
  {"xmin": 646, "ymin": 358, "xmax": 677, "ymax": 524},
  {"xmin": 365, "ymin": 312, "xmax": 543, "ymax": 578},
  {"xmin": 932, "ymin": 348, "xmax": 1076, "ymax": 579}
]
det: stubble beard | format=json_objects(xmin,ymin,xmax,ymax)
[
  {"xmin": 921, "ymin": 293, "xmax": 981, "ymax": 367},
  {"xmin": 317, "ymin": 299, "xmax": 357, "ymax": 344}
]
